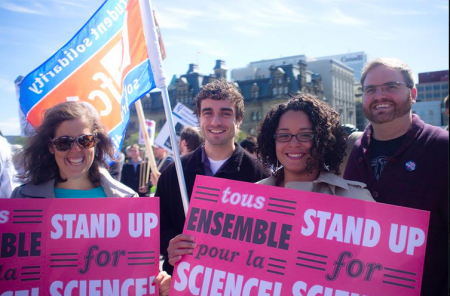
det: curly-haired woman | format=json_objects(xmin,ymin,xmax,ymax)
[{"xmin": 256, "ymin": 94, "xmax": 374, "ymax": 201}]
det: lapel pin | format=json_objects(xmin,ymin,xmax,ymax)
[{"xmin": 405, "ymin": 160, "xmax": 417, "ymax": 171}]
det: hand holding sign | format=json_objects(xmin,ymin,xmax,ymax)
[
  {"xmin": 155, "ymin": 271, "xmax": 172, "ymax": 296},
  {"xmin": 167, "ymin": 234, "xmax": 197, "ymax": 266}
]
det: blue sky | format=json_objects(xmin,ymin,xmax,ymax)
[{"xmin": 0, "ymin": 0, "xmax": 448, "ymax": 135}]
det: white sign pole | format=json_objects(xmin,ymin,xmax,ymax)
[{"xmin": 139, "ymin": 0, "xmax": 189, "ymax": 215}]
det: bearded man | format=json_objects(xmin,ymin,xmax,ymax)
[{"xmin": 344, "ymin": 58, "xmax": 448, "ymax": 296}]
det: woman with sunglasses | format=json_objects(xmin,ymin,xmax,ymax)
[
  {"xmin": 11, "ymin": 101, "xmax": 137, "ymax": 198},
  {"xmin": 256, "ymin": 94, "xmax": 374, "ymax": 201}
]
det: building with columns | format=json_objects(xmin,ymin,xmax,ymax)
[
  {"xmin": 232, "ymin": 55, "xmax": 356, "ymax": 126},
  {"xmin": 307, "ymin": 59, "xmax": 356, "ymax": 126}
]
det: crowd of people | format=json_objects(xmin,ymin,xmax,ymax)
[{"xmin": 1, "ymin": 57, "xmax": 448, "ymax": 295}]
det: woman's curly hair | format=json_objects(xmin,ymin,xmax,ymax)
[
  {"xmin": 256, "ymin": 94, "xmax": 347, "ymax": 182},
  {"xmin": 18, "ymin": 102, "xmax": 115, "ymax": 185}
]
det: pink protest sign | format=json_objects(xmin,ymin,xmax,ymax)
[
  {"xmin": 0, "ymin": 198, "xmax": 159, "ymax": 295},
  {"xmin": 171, "ymin": 176, "xmax": 430, "ymax": 296}
]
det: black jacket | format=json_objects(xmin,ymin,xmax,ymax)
[
  {"xmin": 156, "ymin": 144, "xmax": 270, "ymax": 275},
  {"xmin": 120, "ymin": 162, "xmax": 147, "ymax": 197}
]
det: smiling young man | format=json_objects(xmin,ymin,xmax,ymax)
[
  {"xmin": 344, "ymin": 58, "xmax": 448, "ymax": 296},
  {"xmin": 156, "ymin": 80, "xmax": 269, "ymax": 275}
]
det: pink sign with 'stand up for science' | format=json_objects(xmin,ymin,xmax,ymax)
[
  {"xmin": 0, "ymin": 198, "xmax": 159, "ymax": 295},
  {"xmin": 171, "ymin": 176, "xmax": 430, "ymax": 296}
]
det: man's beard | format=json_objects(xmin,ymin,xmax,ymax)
[{"xmin": 364, "ymin": 93, "xmax": 413, "ymax": 124}]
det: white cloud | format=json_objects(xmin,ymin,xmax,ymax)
[
  {"xmin": 155, "ymin": 0, "xmax": 313, "ymax": 34},
  {"xmin": 55, "ymin": 0, "xmax": 88, "ymax": 8},
  {"xmin": 233, "ymin": 27, "xmax": 262, "ymax": 38},
  {"xmin": 156, "ymin": 7, "xmax": 205, "ymax": 30},
  {"xmin": 0, "ymin": 0, "xmax": 98, "ymax": 19},
  {"xmin": 314, "ymin": 0, "xmax": 362, "ymax": 3},
  {"xmin": 170, "ymin": 36, "xmax": 229, "ymax": 57},
  {"xmin": 212, "ymin": 0, "xmax": 313, "ymax": 27},
  {"xmin": 361, "ymin": 28, "xmax": 397, "ymax": 41},
  {"xmin": 436, "ymin": 3, "xmax": 449, "ymax": 11},
  {"xmin": 359, "ymin": 2, "xmax": 428, "ymax": 15},
  {"xmin": 0, "ymin": 2, "xmax": 46, "ymax": 15},
  {"xmin": 382, "ymin": 9, "xmax": 426, "ymax": 16},
  {"xmin": 324, "ymin": 8, "xmax": 367, "ymax": 26}
]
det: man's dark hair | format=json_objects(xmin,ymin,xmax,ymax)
[
  {"xmin": 194, "ymin": 79, "xmax": 244, "ymax": 122},
  {"xmin": 240, "ymin": 136, "xmax": 257, "ymax": 154},
  {"xmin": 445, "ymin": 95, "xmax": 449, "ymax": 110},
  {"xmin": 180, "ymin": 127, "xmax": 203, "ymax": 152}
]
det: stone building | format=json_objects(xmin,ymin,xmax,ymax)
[
  {"xmin": 232, "ymin": 55, "xmax": 356, "ymax": 126},
  {"xmin": 125, "ymin": 59, "xmax": 324, "ymax": 138},
  {"xmin": 306, "ymin": 59, "xmax": 355, "ymax": 126}
]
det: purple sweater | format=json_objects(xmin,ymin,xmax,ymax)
[{"xmin": 344, "ymin": 114, "xmax": 449, "ymax": 296}]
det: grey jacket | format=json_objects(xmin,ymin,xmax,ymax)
[
  {"xmin": 257, "ymin": 172, "xmax": 374, "ymax": 202},
  {"xmin": 11, "ymin": 167, "xmax": 138, "ymax": 198}
]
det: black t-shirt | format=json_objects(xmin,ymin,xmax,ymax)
[{"xmin": 370, "ymin": 134, "xmax": 406, "ymax": 180}]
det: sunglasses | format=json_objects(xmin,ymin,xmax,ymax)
[{"xmin": 49, "ymin": 134, "xmax": 98, "ymax": 152}]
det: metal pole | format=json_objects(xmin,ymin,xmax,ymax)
[{"xmin": 159, "ymin": 87, "xmax": 189, "ymax": 216}]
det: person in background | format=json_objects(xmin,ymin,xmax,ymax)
[
  {"xmin": 178, "ymin": 126, "xmax": 204, "ymax": 156},
  {"xmin": 153, "ymin": 144, "xmax": 173, "ymax": 172},
  {"xmin": 0, "ymin": 132, "xmax": 19, "ymax": 197},
  {"xmin": 158, "ymin": 80, "xmax": 269, "ymax": 275},
  {"xmin": 256, "ymin": 94, "xmax": 373, "ymax": 201},
  {"xmin": 339, "ymin": 124, "xmax": 363, "ymax": 174},
  {"xmin": 149, "ymin": 144, "xmax": 174, "ymax": 189},
  {"xmin": 344, "ymin": 58, "xmax": 448, "ymax": 296},
  {"xmin": 121, "ymin": 144, "xmax": 148, "ymax": 197},
  {"xmin": 240, "ymin": 135, "xmax": 257, "ymax": 157},
  {"xmin": 10, "ymin": 102, "xmax": 171, "ymax": 295}
]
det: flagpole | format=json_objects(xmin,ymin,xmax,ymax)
[{"xmin": 139, "ymin": 0, "xmax": 189, "ymax": 216}]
